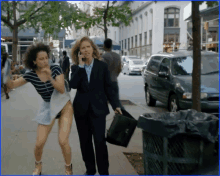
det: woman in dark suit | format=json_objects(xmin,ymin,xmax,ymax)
[{"xmin": 69, "ymin": 36, "xmax": 122, "ymax": 175}]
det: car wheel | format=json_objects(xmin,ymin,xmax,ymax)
[
  {"xmin": 168, "ymin": 94, "xmax": 179, "ymax": 112},
  {"xmin": 145, "ymin": 87, "xmax": 156, "ymax": 106}
]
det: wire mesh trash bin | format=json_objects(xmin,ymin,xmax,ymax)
[{"xmin": 137, "ymin": 109, "xmax": 219, "ymax": 175}]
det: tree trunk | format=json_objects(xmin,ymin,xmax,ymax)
[
  {"xmin": 104, "ymin": 20, "xmax": 107, "ymax": 39},
  {"xmin": 192, "ymin": 1, "xmax": 201, "ymax": 111},
  {"xmin": 12, "ymin": 1, "xmax": 18, "ymax": 62},
  {"xmin": 103, "ymin": 1, "xmax": 110, "ymax": 39},
  {"xmin": 12, "ymin": 27, "xmax": 18, "ymax": 62}
]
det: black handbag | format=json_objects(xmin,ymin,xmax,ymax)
[{"xmin": 106, "ymin": 109, "xmax": 137, "ymax": 147}]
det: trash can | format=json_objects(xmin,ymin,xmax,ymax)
[{"xmin": 137, "ymin": 109, "xmax": 219, "ymax": 175}]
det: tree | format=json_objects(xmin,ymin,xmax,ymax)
[
  {"xmin": 75, "ymin": 1, "xmax": 132, "ymax": 39},
  {"xmin": 192, "ymin": 1, "xmax": 218, "ymax": 111},
  {"xmin": 1, "ymin": 1, "xmax": 79, "ymax": 61}
]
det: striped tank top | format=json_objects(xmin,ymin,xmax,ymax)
[{"xmin": 23, "ymin": 65, "xmax": 63, "ymax": 102}]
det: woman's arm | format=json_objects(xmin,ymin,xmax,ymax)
[
  {"xmin": 50, "ymin": 74, "xmax": 65, "ymax": 94},
  {"xmin": 6, "ymin": 77, "xmax": 27, "ymax": 89},
  {"xmin": 42, "ymin": 66, "xmax": 65, "ymax": 94}
]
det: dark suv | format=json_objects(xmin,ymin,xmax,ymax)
[{"xmin": 142, "ymin": 50, "xmax": 219, "ymax": 112}]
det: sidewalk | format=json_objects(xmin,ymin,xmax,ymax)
[
  {"xmin": 1, "ymin": 84, "xmax": 149, "ymax": 175},
  {"xmin": 1, "ymin": 84, "xmax": 219, "ymax": 175}
]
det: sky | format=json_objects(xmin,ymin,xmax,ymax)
[{"xmin": 67, "ymin": 1, "xmax": 80, "ymax": 5}]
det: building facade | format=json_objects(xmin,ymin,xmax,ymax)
[
  {"xmin": 185, "ymin": 5, "xmax": 219, "ymax": 52},
  {"xmin": 118, "ymin": 1, "xmax": 189, "ymax": 58}
]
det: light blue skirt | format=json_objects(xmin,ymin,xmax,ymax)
[
  {"xmin": 34, "ymin": 82, "xmax": 71, "ymax": 125},
  {"xmin": 34, "ymin": 101, "xmax": 54, "ymax": 125}
]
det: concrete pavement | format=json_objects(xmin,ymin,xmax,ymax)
[{"xmin": 1, "ymin": 83, "xmax": 150, "ymax": 175}]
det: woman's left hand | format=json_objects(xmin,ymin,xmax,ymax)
[
  {"xmin": 42, "ymin": 67, "xmax": 52, "ymax": 79},
  {"xmin": 115, "ymin": 107, "xmax": 122, "ymax": 115}
]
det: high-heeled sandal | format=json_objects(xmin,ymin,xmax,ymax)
[
  {"xmin": 65, "ymin": 163, "xmax": 73, "ymax": 175},
  {"xmin": 32, "ymin": 161, "xmax": 42, "ymax": 175}
]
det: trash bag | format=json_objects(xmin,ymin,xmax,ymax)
[
  {"xmin": 106, "ymin": 109, "xmax": 137, "ymax": 147},
  {"xmin": 137, "ymin": 109, "xmax": 218, "ymax": 143}
]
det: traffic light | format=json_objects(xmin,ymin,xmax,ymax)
[{"xmin": 204, "ymin": 22, "xmax": 209, "ymax": 31}]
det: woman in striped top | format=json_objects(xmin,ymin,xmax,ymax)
[{"xmin": 6, "ymin": 43, "xmax": 74, "ymax": 175}]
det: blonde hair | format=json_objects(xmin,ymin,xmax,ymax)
[{"xmin": 71, "ymin": 36, "xmax": 101, "ymax": 65}]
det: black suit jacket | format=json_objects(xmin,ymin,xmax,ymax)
[{"xmin": 69, "ymin": 59, "xmax": 120, "ymax": 117}]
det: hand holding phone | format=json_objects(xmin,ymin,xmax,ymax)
[{"xmin": 78, "ymin": 51, "xmax": 86, "ymax": 65}]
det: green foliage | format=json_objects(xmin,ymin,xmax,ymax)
[
  {"xmin": 75, "ymin": 1, "xmax": 132, "ymax": 36},
  {"xmin": 1, "ymin": 1, "xmax": 79, "ymax": 37}
]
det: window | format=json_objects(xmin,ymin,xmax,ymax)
[
  {"xmin": 139, "ymin": 34, "xmax": 142, "ymax": 46},
  {"xmin": 159, "ymin": 58, "xmax": 171, "ymax": 73},
  {"xmin": 144, "ymin": 32, "xmax": 147, "ymax": 45},
  {"xmin": 135, "ymin": 35, "xmax": 137, "ymax": 47},
  {"xmin": 122, "ymin": 40, "xmax": 123, "ymax": 50},
  {"xmin": 125, "ymin": 39, "xmax": 127, "ymax": 49},
  {"xmin": 128, "ymin": 38, "xmax": 130, "ymax": 50},
  {"xmin": 149, "ymin": 30, "xmax": 152, "ymax": 44},
  {"xmin": 131, "ymin": 37, "xmax": 133, "ymax": 48},
  {"xmin": 147, "ymin": 56, "xmax": 162, "ymax": 74},
  {"xmin": 115, "ymin": 31, "xmax": 116, "ymax": 40},
  {"xmin": 164, "ymin": 8, "xmax": 180, "ymax": 27},
  {"xmin": 164, "ymin": 33, "xmax": 179, "ymax": 43}
]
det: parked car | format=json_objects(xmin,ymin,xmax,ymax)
[
  {"xmin": 121, "ymin": 55, "xmax": 140, "ymax": 64},
  {"xmin": 141, "ymin": 58, "xmax": 150, "ymax": 74},
  {"xmin": 122, "ymin": 59, "xmax": 144, "ymax": 75},
  {"xmin": 142, "ymin": 50, "xmax": 219, "ymax": 112}
]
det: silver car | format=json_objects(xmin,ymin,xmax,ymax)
[{"xmin": 122, "ymin": 59, "xmax": 144, "ymax": 75}]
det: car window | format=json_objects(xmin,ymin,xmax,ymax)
[
  {"xmin": 133, "ymin": 61, "xmax": 143, "ymax": 65},
  {"xmin": 159, "ymin": 58, "xmax": 170, "ymax": 73},
  {"xmin": 128, "ymin": 56, "xmax": 138, "ymax": 59},
  {"xmin": 147, "ymin": 56, "xmax": 162, "ymax": 74},
  {"xmin": 172, "ymin": 56, "xmax": 193, "ymax": 75},
  {"xmin": 201, "ymin": 55, "xmax": 219, "ymax": 75}
]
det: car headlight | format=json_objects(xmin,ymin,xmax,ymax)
[
  {"xmin": 201, "ymin": 93, "xmax": 208, "ymax": 99},
  {"xmin": 183, "ymin": 93, "xmax": 192, "ymax": 99},
  {"xmin": 182, "ymin": 92, "xmax": 208, "ymax": 99}
]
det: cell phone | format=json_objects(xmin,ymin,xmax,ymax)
[{"xmin": 79, "ymin": 51, "xmax": 86, "ymax": 61}]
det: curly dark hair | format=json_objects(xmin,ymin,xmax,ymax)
[
  {"xmin": 71, "ymin": 36, "xmax": 101, "ymax": 65},
  {"xmin": 23, "ymin": 43, "xmax": 50, "ymax": 70}
]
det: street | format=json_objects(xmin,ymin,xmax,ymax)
[{"xmin": 117, "ymin": 73, "xmax": 168, "ymax": 113}]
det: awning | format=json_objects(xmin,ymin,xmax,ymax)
[{"xmin": 89, "ymin": 36, "xmax": 121, "ymax": 50}]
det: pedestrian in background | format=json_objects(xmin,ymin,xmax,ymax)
[
  {"xmin": 49, "ymin": 42, "xmax": 56, "ymax": 64},
  {"xmin": 61, "ymin": 50, "xmax": 70, "ymax": 82},
  {"xmin": 102, "ymin": 38, "xmax": 124, "ymax": 110},
  {"xmin": 69, "ymin": 36, "xmax": 122, "ymax": 175},
  {"xmin": 1, "ymin": 52, "xmax": 10, "ymax": 99},
  {"xmin": 6, "ymin": 43, "xmax": 74, "ymax": 175}
]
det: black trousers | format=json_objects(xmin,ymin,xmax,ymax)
[{"xmin": 75, "ymin": 104, "xmax": 109, "ymax": 175}]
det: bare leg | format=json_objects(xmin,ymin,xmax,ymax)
[
  {"xmin": 34, "ymin": 119, "xmax": 55, "ymax": 161},
  {"xmin": 58, "ymin": 101, "xmax": 73, "ymax": 165},
  {"xmin": 3, "ymin": 84, "xmax": 9, "ymax": 99}
]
